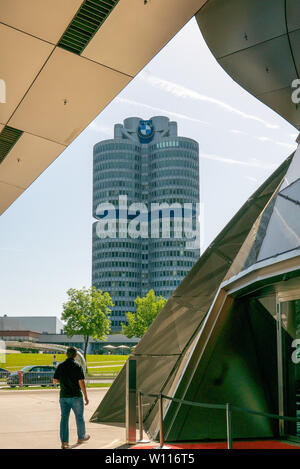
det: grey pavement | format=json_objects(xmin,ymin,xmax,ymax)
[{"xmin": 0, "ymin": 388, "xmax": 125, "ymax": 449}]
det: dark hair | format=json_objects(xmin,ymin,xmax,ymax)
[{"xmin": 66, "ymin": 346, "xmax": 77, "ymax": 359}]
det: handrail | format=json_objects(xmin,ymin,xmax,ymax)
[
  {"xmin": 138, "ymin": 390, "xmax": 300, "ymax": 422},
  {"xmin": 231, "ymin": 405, "xmax": 300, "ymax": 423},
  {"xmin": 162, "ymin": 394, "xmax": 226, "ymax": 410},
  {"xmin": 137, "ymin": 390, "xmax": 300, "ymax": 449}
]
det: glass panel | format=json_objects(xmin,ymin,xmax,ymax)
[
  {"xmin": 252, "ymin": 288, "xmax": 300, "ymax": 438},
  {"xmin": 280, "ymin": 300, "xmax": 300, "ymax": 437},
  {"xmin": 258, "ymin": 195, "xmax": 300, "ymax": 261},
  {"xmin": 279, "ymin": 179, "xmax": 300, "ymax": 204},
  {"xmin": 280, "ymin": 146, "xmax": 300, "ymax": 190},
  {"xmin": 258, "ymin": 295, "xmax": 277, "ymax": 320}
]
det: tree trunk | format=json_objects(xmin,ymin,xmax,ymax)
[{"xmin": 83, "ymin": 335, "xmax": 89, "ymax": 360}]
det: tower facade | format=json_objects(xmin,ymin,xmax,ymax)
[{"xmin": 92, "ymin": 116, "xmax": 200, "ymax": 331}]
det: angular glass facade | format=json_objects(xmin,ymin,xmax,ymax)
[
  {"xmin": 91, "ymin": 147, "xmax": 300, "ymax": 443},
  {"xmin": 92, "ymin": 116, "xmax": 200, "ymax": 331}
]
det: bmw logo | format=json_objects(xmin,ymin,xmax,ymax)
[{"xmin": 138, "ymin": 120, "xmax": 154, "ymax": 143}]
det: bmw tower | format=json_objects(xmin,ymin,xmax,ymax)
[{"xmin": 92, "ymin": 116, "xmax": 200, "ymax": 331}]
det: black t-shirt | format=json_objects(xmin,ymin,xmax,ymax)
[{"xmin": 54, "ymin": 358, "xmax": 85, "ymax": 398}]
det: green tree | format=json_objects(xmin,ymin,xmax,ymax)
[
  {"xmin": 62, "ymin": 286, "xmax": 113, "ymax": 358},
  {"xmin": 122, "ymin": 289, "xmax": 167, "ymax": 338}
]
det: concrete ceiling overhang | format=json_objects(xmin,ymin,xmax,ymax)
[
  {"xmin": 196, "ymin": 0, "xmax": 300, "ymax": 130},
  {"xmin": 0, "ymin": 0, "xmax": 204, "ymax": 215}
]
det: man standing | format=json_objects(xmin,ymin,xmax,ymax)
[{"xmin": 53, "ymin": 346, "xmax": 90, "ymax": 449}]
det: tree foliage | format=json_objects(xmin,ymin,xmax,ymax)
[
  {"xmin": 61, "ymin": 286, "xmax": 113, "ymax": 358},
  {"xmin": 122, "ymin": 289, "xmax": 167, "ymax": 338}
]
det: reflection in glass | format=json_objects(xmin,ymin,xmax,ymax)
[{"xmin": 280, "ymin": 300, "xmax": 300, "ymax": 437}]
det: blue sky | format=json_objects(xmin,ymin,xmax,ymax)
[{"xmin": 0, "ymin": 18, "xmax": 297, "ymax": 319}]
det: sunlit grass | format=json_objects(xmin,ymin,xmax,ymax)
[
  {"xmin": 3, "ymin": 353, "xmax": 128, "ymax": 371},
  {"xmin": 0, "ymin": 383, "xmax": 111, "ymax": 391},
  {"xmin": 88, "ymin": 367, "xmax": 122, "ymax": 372}
]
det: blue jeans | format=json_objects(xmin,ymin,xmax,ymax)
[{"xmin": 59, "ymin": 397, "xmax": 86, "ymax": 443}]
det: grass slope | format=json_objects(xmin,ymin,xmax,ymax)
[{"xmin": 3, "ymin": 354, "xmax": 128, "ymax": 371}]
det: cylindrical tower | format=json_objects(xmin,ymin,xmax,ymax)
[
  {"xmin": 92, "ymin": 116, "xmax": 200, "ymax": 332},
  {"xmin": 92, "ymin": 137, "xmax": 142, "ymax": 331},
  {"xmin": 149, "ymin": 135, "xmax": 200, "ymax": 298}
]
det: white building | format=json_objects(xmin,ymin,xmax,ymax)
[{"xmin": 0, "ymin": 316, "xmax": 64, "ymax": 335}]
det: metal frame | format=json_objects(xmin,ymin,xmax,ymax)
[
  {"xmin": 276, "ymin": 299, "xmax": 285, "ymax": 437},
  {"xmin": 125, "ymin": 358, "xmax": 137, "ymax": 445},
  {"xmin": 226, "ymin": 273, "xmax": 300, "ymax": 441},
  {"xmin": 226, "ymin": 403, "xmax": 233, "ymax": 449},
  {"xmin": 276, "ymin": 290, "xmax": 300, "ymax": 441},
  {"xmin": 131, "ymin": 391, "xmax": 300, "ymax": 449}
]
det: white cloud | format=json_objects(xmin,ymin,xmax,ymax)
[
  {"xmin": 88, "ymin": 122, "xmax": 113, "ymax": 136},
  {"xmin": 0, "ymin": 248, "xmax": 24, "ymax": 252},
  {"xmin": 255, "ymin": 136, "xmax": 297, "ymax": 150},
  {"xmin": 115, "ymin": 96, "xmax": 210, "ymax": 126},
  {"xmin": 199, "ymin": 152, "xmax": 277, "ymax": 170},
  {"xmin": 139, "ymin": 71, "xmax": 280, "ymax": 130},
  {"xmin": 229, "ymin": 129, "xmax": 249, "ymax": 135},
  {"xmin": 245, "ymin": 175, "xmax": 259, "ymax": 182}
]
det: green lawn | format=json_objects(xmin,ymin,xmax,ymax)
[
  {"xmin": 87, "ymin": 366, "xmax": 122, "ymax": 376},
  {"xmin": 86, "ymin": 355, "xmax": 129, "ymax": 363},
  {"xmin": 0, "ymin": 383, "xmax": 111, "ymax": 391},
  {"xmin": 3, "ymin": 353, "xmax": 128, "ymax": 371},
  {"xmin": 88, "ymin": 367, "xmax": 122, "ymax": 372},
  {"xmin": 0, "ymin": 354, "xmax": 124, "ymax": 391}
]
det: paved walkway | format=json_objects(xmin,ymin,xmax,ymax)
[{"xmin": 0, "ymin": 388, "xmax": 125, "ymax": 449}]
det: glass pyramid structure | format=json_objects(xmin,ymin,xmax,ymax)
[{"xmin": 90, "ymin": 146, "xmax": 300, "ymax": 441}]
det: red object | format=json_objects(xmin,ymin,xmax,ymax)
[
  {"xmin": 17, "ymin": 371, "xmax": 23, "ymax": 387},
  {"xmin": 132, "ymin": 441, "xmax": 300, "ymax": 450}
]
